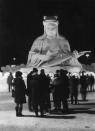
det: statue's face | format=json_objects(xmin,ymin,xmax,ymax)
[{"xmin": 43, "ymin": 21, "xmax": 58, "ymax": 37}]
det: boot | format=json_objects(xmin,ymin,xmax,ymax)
[
  {"xmin": 19, "ymin": 106, "xmax": 23, "ymax": 116},
  {"xmin": 35, "ymin": 111, "xmax": 38, "ymax": 117},
  {"xmin": 15, "ymin": 106, "xmax": 19, "ymax": 116},
  {"xmin": 40, "ymin": 110, "xmax": 44, "ymax": 117}
]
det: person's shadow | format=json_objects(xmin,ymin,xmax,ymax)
[
  {"xmin": 22, "ymin": 100, "xmax": 95, "ymax": 118},
  {"xmin": 22, "ymin": 114, "xmax": 76, "ymax": 119},
  {"xmin": 23, "ymin": 109, "xmax": 76, "ymax": 119}
]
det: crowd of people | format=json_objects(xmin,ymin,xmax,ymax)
[{"xmin": 7, "ymin": 68, "xmax": 95, "ymax": 117}]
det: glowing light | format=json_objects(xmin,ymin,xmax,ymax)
[
  {"xmin": 85, "ymin": 54, "xmax": 90, "ymax": 57},
  {"xmin": 13, "ymin": 57, "xmax": 16, "ymax": 61},
  {"xmin": 49, "ymin": 72, "xmax": 54, "ymax": 79},
  {"xmin": 68, "ymin": 67, "xmax": 82, "ymax": 73}
]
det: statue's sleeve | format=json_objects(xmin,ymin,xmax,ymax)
[
  {"xmin": 27, "ymin": 38, "xmax": 43, "ymax": 65},
  {"xmin": 30, "ymin": 39, "xmax": 42, "ymax": 54},
  {"xmin": 61, "ymin": 39, "xmax": 71, "ymax": 53}
]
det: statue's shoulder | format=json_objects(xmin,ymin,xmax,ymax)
[
  {"xmin": 30, "ymin": 35, "xmax": 46, "ymax": 48},
  {"xmin": 33, "ymin": 34, "xmax": 45, "ymax": 43},
  {"xmin": 58, "ymin": 35, "xmax": 68, "ymax": 42},
  {"xmin": 58, "ymin": 35, "xmax": 70, "ymax": 50}
]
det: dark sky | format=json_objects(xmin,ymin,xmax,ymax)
[{"xmin": 0, "ymin": 0, "xmax": 95, "ymax": 66}]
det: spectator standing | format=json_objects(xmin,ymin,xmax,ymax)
[
  {"xmin": 13, "ymin": 71, "xmax": 27, "ymax": 117},
  {"xmin": 7, "ymin": 72, "xmax": 13, "ymax": 92}
]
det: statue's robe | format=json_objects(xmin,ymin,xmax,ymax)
[{"xmin": 27, "ymin": 35, "xmax": 82, "ymax": 73}]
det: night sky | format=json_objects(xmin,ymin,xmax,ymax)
[{"xmin": 0, "ymin": 0, "xmax": 95, "ymax": 66}]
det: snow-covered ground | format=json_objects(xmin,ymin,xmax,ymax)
[{"xmin": 0, "ymin": 92, "xmax": 95, "ymax": 131}]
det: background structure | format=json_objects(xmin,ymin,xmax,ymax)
[{"xmin": 0, "ymin": 0, "xmax": 95, "ymax": 66}]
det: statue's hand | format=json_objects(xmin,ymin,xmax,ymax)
[
  {"xmin": 72, "ymin": 50, "xmax": 79, "ymax": 58},
  {"xmin": 40, "ymin": 54, "xmax": 52, "ymax": 61},
  {"xmin": 34, "ymin": 54, "xmax": 52, "ymax": 67},
  {"xmin": 31, "ymin": 53, "xmax": 52, "ymax": 62},
  {"xmin": 39, "ymin": 51, "xmax": 57, "ymax": 61}
]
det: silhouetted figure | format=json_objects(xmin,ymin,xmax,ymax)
[
  {"xmin": 29, "ymin": 68, "xmax": 44, "ymax": 117},
  {"xmin": 13, "ymin": 71, "xmax": 27, "ymax": 117},
  {"xmin": 70, "ymin": 75, "xmax": 79, "ymax": 104},
  {"xmin": 89, "ymin": 75, "xmax": 95, "ymax": 92},
  {"xmin": 27, "ymin": 69, "xmax": 33, "ymax": 111},
  {"xmin": 59, "ymin": 69, "xmax": 70, "ymax": 113},
  {"xmin": 7, "ymin": 72, "xmax": 13, "ymax": 92},
  {"xmin": 52, "ymin": 70, "xmax": 61, "ymax": 110},
  {"xmin": 80, "ymin": 72, "xmax": 88, "ymax": 101},
  {"xmin": 39, "ymin": 69, "xmax": 51, "ymax": 115}
]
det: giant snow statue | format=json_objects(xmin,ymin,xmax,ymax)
[{"xmin": 27, "ymin": 16, "xmax": 90, "ymax": 74}]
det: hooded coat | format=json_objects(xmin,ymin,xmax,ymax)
[{"xmin": 13, "ymin": 77, "xmax": 26, "ymax": 104}]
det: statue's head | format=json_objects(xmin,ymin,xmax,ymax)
[{"xmin": 43, "ymin": 16, "xmax": 59, "ymax": 38}]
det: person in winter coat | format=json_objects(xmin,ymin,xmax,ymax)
[
  {"xmin": 59, "ymin": 69, "xmax": 70, "ymax": 113},
  {"xmin": 52, "ymin": 70, "xmax": 61, "ymax": 110},
  {"xmin": 27, "ymin": 70, "xmax": 34, "ymax": 111},
  {"xmin": 39, "ymin": 69, "xmax": 51, "ymax": 113},
  {"xmin": 7, "ymin": 72, "xmax": 13, "ymax": 92},
  {"xmin": 70, "ymin": 75, "xmax": 79, "ymax": 104},
  {"xmin": 29, "ymin": 68, "xmax": 41, "ymax": 116},
  {"xmin": 80, "ymin": 72, "xmax": 88, "ymax": 101},
  {"xmin": 13, "ymin": 71, "xmax": 27, "ymax": 117}
]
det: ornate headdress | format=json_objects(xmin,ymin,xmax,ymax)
[{"xmin": 43, "ymin": 16, "xmax": 58, "ymax": 22}]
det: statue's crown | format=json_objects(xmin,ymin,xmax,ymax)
[{"xmin": 43, "ymin": 16, "xmax": 58, "ymax": 22}]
